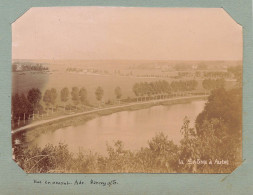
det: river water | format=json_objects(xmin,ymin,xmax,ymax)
[{"xmin": 30, "ymin": 100, "xmax": 205, "ymax": 155}]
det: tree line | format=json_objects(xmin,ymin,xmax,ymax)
[
  {"xmin": 132, "ymin": 80, "xmax": 198, "ymax": 101},
  {"xmin": 12, "ymin": 78, "xmax": 222, "ymax": 124},
  {"xmin": 11, "ymin": 86, "xmax": 122, "ymax": 123},
  {"xmin": 202, "ymin": 78, "xmax": 225, "ymax": 91}
]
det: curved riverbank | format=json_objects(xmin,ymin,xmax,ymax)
[{"xmin": 13, "ymin": 95, "xmax": 208, "ymax": 143}]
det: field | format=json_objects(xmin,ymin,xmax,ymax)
[
  {"xmin": 13, "ymin": 72, "xmax": 176, "ymax": 105},
  {"xmin": 12, "ymin": 68, "xmax": 236, "ymax": 107}
]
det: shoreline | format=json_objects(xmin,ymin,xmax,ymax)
[{"xmin": 13, "ymin": 95, "xmax": 208, "ymax": 143}]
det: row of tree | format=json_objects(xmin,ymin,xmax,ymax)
[
  {"xmin": 202, "ymin": 71, "xmax": 229, "ymax": 78},
  {"xmin": 132, "ymin": 80, "xmax": 198, "ymax": 101},
  {"xmin": 12, "ymin": 78, "xmax": 223, "ymax": 122},
  {"xmin": 12, "ymin": 86, "xmax": 123, "ymax": 122},
  {"xmin": 193, "ymin": 71, "xmax": 230, "ymax": 79},
  {"xmin": 12, "ymin": 87, "xmax": 90, "ymax": 120}
]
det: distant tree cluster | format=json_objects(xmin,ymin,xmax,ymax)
[
  {"xmin": 202, "ymin": 71, "xmax": 229, "ymax": 78},
  {"xmin": 227, "ymin": 65, "xmax": 242, "ymax": 85},
  {"xmin": 177, "ymin": 72, "xmax": 192, "ymax": 77},
  {"xmin": 12, "ymin": 64, "xmax": 49, "ymax": 72},
  {"xmin": 66, "ymin": 67, "xmax": 109, "ymax": 75},
  {"xmin": 197, "ymin": 64, "xmax": 207, "ymax": 70},
  {"xmin": 43, "ymin": 86, "xmax": 90, "ymax": 111},
  {"xmin": 132, "ymin": 80, "xmax": 198, "ymax": 101},
  {"xmin": 177, "ymin": 71, "xmax": 229, "ymax": 79},
  {"xmin": 12, "ymin": 86, "xmax": 88, "ymax": 124},
  {"xmin": 170, "ymin": 80, "xmax": 198, "ymax": 92},
  {"xmin": 202, "ymin": 79, "xmax": 225, "ymax": 91},
  {"xmin": 43, "ymin": 88, "xmax": 58, "ymax": 112},
  {"xmin": 174, "ymin": 64, "xmax": 192, "ymax": 71},
  {"xmin": 12, "ymin": 85, "xmax": 108, "ymax": 125},
  {"xmin": 66, "ymin": 68, "xmax": 83, "ymax": 72}
]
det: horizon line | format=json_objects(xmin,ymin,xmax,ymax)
[{"xmin": 12, "ymin": 58, "xmax": 243, "ymax": 61}]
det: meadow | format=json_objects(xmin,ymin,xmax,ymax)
[{"xmin": 12, "ymin": 70, "xmax": 235, "ymax": 107}]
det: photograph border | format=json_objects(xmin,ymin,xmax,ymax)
[{"xmin": 0, "ymin": 0, "xmax": 252, "ymax": 194}]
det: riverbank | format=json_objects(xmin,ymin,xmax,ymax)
[
  {"xmin": 13, "ymin": 95, "xmax": 208, "ymax": 144},
  {"xmin": 13, "ymin": 87, "xmax": 242, "ymax": 174}
]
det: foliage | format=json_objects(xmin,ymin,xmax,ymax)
[
  {"xmin": 27, "ymin": 88, "xmax": 42, "ymax": 107},
  {"xmin": 43, "ymin": 89, "xmax": 51, "ymax": 107},
  {"xmin": 196, "ymin": 87, "xmax": 242, "ymax": 136},
  {"xmin": 227, "ymin": 65, "xmax": 242, "ymax": 85},
  {"xmin": 60, "ymin": 87, "xmax": 69, "ymax": 111},
  {"xmin": 50, "ymin": 88, "xmax": 57, "ymax": 106},
  {"xmin": 71, "ymin": 87, "xmax": 80, "ymax": 106},
  {"xmin": 79, "ymin": 87, "xmax": 88, "ymax": 105},
  {"xmin": 12, "ymin": 93, "xmax": 36, "ymax": 121},
  {"xmin": 114, "ymin": 86, "xmax": 122, "ymax": 100},
  {"xmin": 202, "ymin": 79, "xmax": 225, "ymax": 91},
  {"xmin": 179, "ymin": 87, "xmax": 242, "ymax": 173},
  {"xmin": 132, "ymin": 80, "xmax": 198, "ymax": 100},
  {"xmin": 19, "ymin": 94, "xmax": 33, "ymax": 117},
  {"xmin": 147, "ymin": 132, "xmax": 179, "ymax": 172},
  {"xmin": 42, "ymin": 88, "xmax": 57, "ymax": 111},
  {"xmin": 14, "ymin": 143, "xmax": 73, "ymax": 173},
  {"xmin": 60, "ymin": 87, "xmax": 69, "ymax": 103},
  {"xmin": 95, "ymin": 86, "xmax": 104, "ymax": 101}
]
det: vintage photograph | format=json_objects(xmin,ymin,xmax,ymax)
[{"xmin": 11, "ymin": 7, "xmax": 242, "ymax": 173}]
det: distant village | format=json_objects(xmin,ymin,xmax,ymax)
[
  {"xmin": 12, "ymin": 63, "xmax": 49, "ymax": 72},
  {"xmin": 65, "ymin": 63, "xmax": 230, "ymax": 79}
]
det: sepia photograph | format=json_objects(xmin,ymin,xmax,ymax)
[{"xmin": 11, "ymin": 7, "xmax": 242, "ymax": 174}]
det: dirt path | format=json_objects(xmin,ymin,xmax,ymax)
[{"xmin": 12, "ymin": 95, "xmax": 208, "ymax": 134}]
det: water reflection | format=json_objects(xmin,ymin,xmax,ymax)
[{"xmin": 31, "ymin": 100, "xmax": 205, "ymax": 155}]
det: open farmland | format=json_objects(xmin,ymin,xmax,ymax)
[
  {"xmin": 12, "ymin": 71, "xmax": 181, "ymax": 105},
  {"xmin": 12, "ymin": 71, "xmax": 236, "ymax": 108}
]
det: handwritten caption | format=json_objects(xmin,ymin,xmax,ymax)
[{"xmin": 33, "ymin": 179, "xmax": 118, "ymax": 187}]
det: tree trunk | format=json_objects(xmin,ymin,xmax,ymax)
[
  {"xmin": 23, "ymin": 113, "xmax": 26, "ymax": 125},
  {"xmin": 18, "ymin": 116, "xmax": 20, "ymax": 127}
]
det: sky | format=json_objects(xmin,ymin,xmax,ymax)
[{"xmin": 12, "ymin": 7, "xmax": 242, "ymax": 61}]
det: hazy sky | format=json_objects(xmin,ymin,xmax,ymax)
[{"xmin": 12, "ymin": 7, "xmax": 242, "ymax": 60}]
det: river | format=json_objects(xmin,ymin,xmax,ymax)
[{"xmin": 30, "ymin": 100, "xmax": 205, "ymax": 155}]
